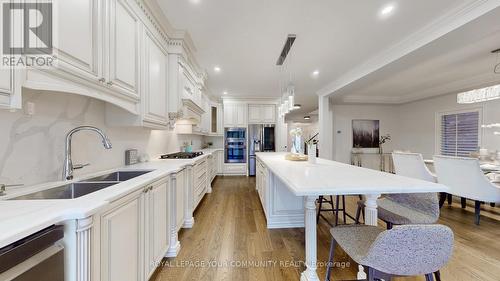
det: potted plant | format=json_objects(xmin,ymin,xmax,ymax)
[{"xmin": 379, "ymin": 134, "xmax": 391, "ymax": 154}]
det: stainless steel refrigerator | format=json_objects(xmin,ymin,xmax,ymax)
[{"xmin": 248, "ymin": 124, "xmax": 275, "ymax": 176}]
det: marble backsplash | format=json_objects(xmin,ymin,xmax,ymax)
[{"xmin": 0, "ymin": 90, "xmax": 203, "ymax": 186}]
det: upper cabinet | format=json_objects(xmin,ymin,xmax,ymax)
[
  {"xmin": 0, "ymin": 68, "xmax": 21, "ymax": 110},
  {"xmin": 142, "ymin": 30, "xmax": 169, "ymax": 128},
  {"xmin": 53, "ymin": 0, "xmax": 101, "ymax": 83},
  {"xmin": 209, "ymin": 102, "xmax": 223, "ymax": 135},
  {"xmin": 105, "ymin": 0, "xmax": 141, "ymax": 100},
  {"xmin": 224, "ymin": 103, "xmax": 247, "ymax": 128},
  {"xmin": 248, "ymin": 104, "xmax": 276, "ymax": 124}
]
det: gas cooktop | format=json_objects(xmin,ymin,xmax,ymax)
[{"xmin": 160, "ymin": 152, "xmax": 203, "ymax": 159}]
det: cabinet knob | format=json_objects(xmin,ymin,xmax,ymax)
[
  {"xmin": 98, "ymin": 78, "xmax": 105, "ymax": 83},
  {"xmin": 106, "ymin": 81, "xmax": 113, "ymax": 86}
]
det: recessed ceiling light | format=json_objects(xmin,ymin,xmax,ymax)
[
  {"xmin": 304, "ymin": 116, "xmax": 311, "ymax": 120},
  {"xmin": 214, "ymin": 66, "xmax": 221, "ymax": 73},
  {"xmin": 189, "ymin": 0, "xmax": 200, "ymax": 4},
  {"xmin": 312, "ymin": 70, "xmax": 320, "ymax": 76},
  {"xmin": 380, "ymin": 4, "xmax": 395, "ymax": 17},
  {"xmin": 293, "ymin": 104, "xmax": 301, "ymax": 110},
  {"xmin": 223, "ymin": 91, "xmax": 228, "ymax": 95}
]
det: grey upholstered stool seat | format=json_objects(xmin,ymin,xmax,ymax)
[
  {"xmin": 356, "ymin": 193, "xmax": 440, "ymax": 226},
  {"xmin": 325, "ymin": 224, "xmax": 454, "ymax": 281}
]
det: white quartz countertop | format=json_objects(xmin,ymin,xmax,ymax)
[
  {"xmin": 0, "ymin": 148, "xmax": 223, "ymax": 248},
  {"xmin": 256, "ymin": 152, "xmax": 449, "ymax": 197}
]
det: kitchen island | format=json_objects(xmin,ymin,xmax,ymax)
[{"xmin": 255, "ymin": 152, "xmax": 448, "ymax": 281}]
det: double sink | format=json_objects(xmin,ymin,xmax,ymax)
[{"xmin": 11, "ymin": 170, "xmax": 154, "ymax": 200}]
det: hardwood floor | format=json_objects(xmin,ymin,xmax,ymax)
[{"xmin": 154, "ymin": 176, "xmax": 500, "ymax": 281}]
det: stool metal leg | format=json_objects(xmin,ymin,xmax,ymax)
[
  {"xmin": 316, "ymin": 196, "xmax": 324, "ymax": 224},
  {"xmin": 325, "ymin": 238, "xmax": 336, "ymax": 281},
  {"xmin": 342, "ymin": 195, "xmax": 347, "ymax": 223},
  {"xmin": 334, "ymin": 195, "xmax": 340, "ymax": 226},
  {"xmin": 434, "ymin": 270, "xmax": 441, "ymax": 281}
]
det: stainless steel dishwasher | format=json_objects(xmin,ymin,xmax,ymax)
[{"xmin": 0, "ymin": 225, "xmax": 64, "ymax": 281}]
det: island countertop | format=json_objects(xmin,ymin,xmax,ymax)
[{"xmin": 256, "ymin": 152, "xmax": 448, "ymax": 196}]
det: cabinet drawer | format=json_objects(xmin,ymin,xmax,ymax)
[
  {"xmin": 194, "ymin": 171, "xmax": 206, "ymax": 187},
  {"xmin": 223, "ymin": 164, "xmax": 246, "ymax": 175}
]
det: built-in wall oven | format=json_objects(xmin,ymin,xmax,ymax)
[{"xmin": 225, "ymin": 128, "xmax": 246, "ymax": 163}]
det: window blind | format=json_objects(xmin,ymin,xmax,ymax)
[{"xmin": 440, "ymin": 111, "xmax": 479, "ymax": 157}]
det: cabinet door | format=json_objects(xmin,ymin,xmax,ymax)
[
  {"xmin": 216, "ymin": 151, "xmax": 223, "ymax": 174},
  {"xmin": 101, "ymin": 190, "xmax": 144, "ymax": 281},
  {"xmin": 236, "ymin": 104, "xmax": 247, "ymax": 127},
  {"xmin": 54, "ymin": 0, "xmax": 101, "ymax": 82},
  {"xmin": 262, "ymin": 105, "xmax": 276, "ymax": 123},
  {"xmin": 248, "ymin": 105, "xmax": 261, "ymax": 124},
  {"xmin": 223, "ymin": 104, "xmax": 234, "ymax": 127},
  {"xmin": 107, "ymin": 0, "xmax": 140, "ymax": 99},
  {"xmin": 0, "ymin": 69, "xmax": 14, "ymax": 108},
  {"xmin": 217, "ymin": 105, "xmax": 223, "ymax": 134},
  {"xmin": 147, "ymin": 180, "xmax": 169, "ymax": 276},
  {"xmin": 175, "ymin": 169, "xmax": 185, "ymax": 230},
  {"xmin": 143, "ymin": 31, "xmax": 168, "ymax": 126}
]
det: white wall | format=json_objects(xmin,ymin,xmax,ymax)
[
  {"xmin": 331, "ymin": 92, "xmax": 500, "ymax": 164},
  {"xmin": 332, "ymin": 104, "xmax": 399, "ymax": 165},
  {"xmin": 0, "ymin": 91, "xmax": 203, "ymax": 186},
  {"xmin": 396, "ymin": 93, "xmax": 500, "ymax": 159}
]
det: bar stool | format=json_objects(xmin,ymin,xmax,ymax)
[
  {"xmin": 317, "ymin": 195, "xmax": 362, "ymax": 226},
  {"xmin": 325, "ymin": 224, "xmax": 453, "ymax": 281}
]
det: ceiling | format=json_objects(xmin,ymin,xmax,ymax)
[
  {"xmin": 331, "ymin": 6, "xmax": 500, "ymax": 104},
  {"xmin": 157, "ymin": 0, "xmax": 488, "ymax": 119}
]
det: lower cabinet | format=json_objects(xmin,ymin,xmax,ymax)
[
  {"xmin": 99, "ymin": 177, "xmax": 169, "ymax": 281},
  {"xmin": 215, "ymin": 150, "xmax": 224, "ymax": 175},
  {"xmin": 100, "ymin": 188, "xmax": 144, "ymax": 281},
  {"xmin": 145, "ymin": 178, "xmax": 169, "ymax": 278}
]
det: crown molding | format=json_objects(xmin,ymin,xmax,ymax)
[
  {"xmin": 338, "ymin": 72, "xmax": 500, "ymax": 104},
  {"xmin": 317, "ymin": 0, "xmax": 500, "ymax": 98}
]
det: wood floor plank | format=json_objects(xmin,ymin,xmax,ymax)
[{"xmin": 155, "ymin": 176, "xmax": 500, "ymax": 281}]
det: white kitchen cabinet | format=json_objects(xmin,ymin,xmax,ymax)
[
  {"xmin": 224, "ymin": 103, "xmax": 247, "ymax": 127},
  {"xmin": 248, "ymin": 104, "xmax": 276, "ymax": 124},
  {"xmin": 0, "ymin": 68, "xmax": 21, "ymax": 109},
  {"xmin": 248, "ymin": 104, "xmax": 261, "ymax": 124},
  {"xmin": 215, "ymin": 150, "xmax": 224, "ymax": 175},
  {"xmin": 53, "ymin": 0, "xmax": 102, "ymax": 83},
  {"xmin": 262, "ymin": 104, "xmax": 276, "ymax": 123},
  {"xmin": 105, "ymin": 0, "xmax": 141, "ymax": 100},
  {"xmin": 99, "ymin": 177, "xmax": 169, "ymax": 281},
  {"xmin": 100, "ymin": 188, "xmax": 144, "ymax": 281},
  {"xmin": 142, "ymin": 30, "xmax": 168, "ymax": 128},
  {"xmin": 145, "ymin": 179, "xmax": 169, "ymax": 279}
]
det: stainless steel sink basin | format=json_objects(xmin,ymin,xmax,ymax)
[
  {"xmin": 10, "ymin": 182, "xmax": 119, "ymax": 200},
  {"xmin": 10, "ymin": 170, "xmax": 154, "ymax": 200},
  {"xmin": 81, "ymin": 170, "xmax": 153, "ymax": 182}
]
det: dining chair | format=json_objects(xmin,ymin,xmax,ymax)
[
  {"xmin": 433, "ymin": 155, "xmax": 500, "ymax": 225},
  {"xmin": 325, "ymin": 224, "xmax": 454, "ymax": 281},
  {"xmin": 355, "ymin": 152, "xmax": 440, "ymax": 228}
]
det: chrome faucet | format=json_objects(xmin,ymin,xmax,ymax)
[{"xmin": 63, "ymin": 126, "xmax": 112, "ymax": 180}]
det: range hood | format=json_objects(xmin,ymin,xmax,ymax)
[{"xmin": 175, "ymin": 99, "xmax": 205, "ymax": 134}]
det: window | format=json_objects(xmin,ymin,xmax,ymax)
[{"xmin": 439, "ymin": 110, "xmax": 480, "ymax": 157}]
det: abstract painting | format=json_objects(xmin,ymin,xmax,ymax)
[{"xmin": 352, "ymin": 120, "xmax": 380, "ymax": 148}]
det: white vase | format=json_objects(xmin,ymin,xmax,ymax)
[{"xmin": 308, "ymin": 144, "xmax": 317, "ymax": 164}]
